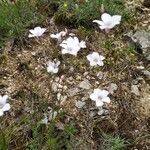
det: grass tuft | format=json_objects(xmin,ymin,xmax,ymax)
[
  {"xmin": 0, "ymin": 0, "xmax": 45, "ymax": 45},
  {"xmin": 102, "ymin": 134, "xmax": 128, "ymax": 150}
]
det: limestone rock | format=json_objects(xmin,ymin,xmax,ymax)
[
  {"xmin": 131, "ymin": 85, "xmax": 140, "ymax": 96},
  {"xmin": 78, "ymin": 79, "xmax": 91, "ymax": 90},
  {"xmin": 75, "ymin": 100, "xmax": 86, "ymax": 108},
  {"xmin": 124, "ymin": 30, "xmax": 150, "ymax": 61}
]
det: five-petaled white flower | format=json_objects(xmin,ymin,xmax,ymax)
[
  {"xmin": 47, "ymin": 60, "xmax": 60, "ymax": 74},
  {"xmin": 93, "ymin": 13, "xmax": 121, "ymax": 32},
  {"xmin": 0, "ymin": 95, "xmax": 10, "ymax": 116},
  {"xmin": 60, "ymin": 36, "xmax": 86, "ymax": 56},
  {"xmin": 50, "ymin": 29, "xmax": 67, "ymax": 42},
  {"xmin": 90, "ymin": 89, "xmax": 110, "ymax": 107},
  {"xmin": 87, "ymin": 52, "xmax": 105, "ymax": 66},
  {"xmin": 28, "ymin": 26, "xmax": 46, "ymax": 38}
]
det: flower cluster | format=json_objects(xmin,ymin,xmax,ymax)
[
  {"xmin": 1, "ymin": 13, "xmax": 121, "ymax": 116},
  {"xmin": 24, "ymin": 13, "xmax": 121, "ymax": 111},
  {"xmin": 48, "ymin": 29, "xmax": 110, "ymax": 107}
]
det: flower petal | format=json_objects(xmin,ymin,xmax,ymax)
[
  {"xmin": 90, "ymin": 93, "xmax": 97, "ymax": 101},
  {"xmin": 28, "ymin": 34, "xmax": 34, "ymax": 38},
  {"xmin": 94, "ymin": 88, "xmax": 101, "ymax": 94},
  {"xmin": 86, "ymin": 54, "xmax": 92, "ymax": 61},
  {"xmin": 53, "ymin": 68, "xmax": 59, "ymax": 74},
  {"xmin": 29, "ymin": 29, "xmax": 35, "ymax": 35},
  {"xmin": 102, "ymin": 97, "xmax": 111, "ymax": 103},
  {"xmin": 0, "ymin": 95, "xmax": 8, "ymax": 106},
  {"xmin": 100, "ymin": 55, "xmax": 105, "ymax": 60},
  {"xmin": 92, "ymin": 52, "xmax": 100, "ymax": 58},
  {"xmin": 50, "ymin": 34, "xmax": 58, "ymax": 39},
  {"xmin": 112, "ymin": 15, "xmax": 121, "ymax": 25},
  {"xmin": 70, "ymin": 50, "xmax": 78, "ymax": 56},
  {"xmin": 47, "ymin": 66, "xmax": 53, "ymax": 73},
  {"xmin": 62, "ymin": 49, "xmax": 69, "ymax": 54},
  {"xmin": 93, "ymin": 20, "xmax": 104, "ymax": 26},
  {"xmin": 97, "ymin": 61, "xmax": 104, "ymax": 66},
  {"xmin": 96, "ymin": 100, "xmax": 104, "ymax": 107},
  {"xmin": 80, "ymin": 41, "xmax": 86, "ymax": 48},
  {"xmin": 34, "ymin": 27, "xmax": 46, "ymax": 34},
  {"xmin": 2, "ymin": 103, "xmax": 10, "ymax": 111},
  {"xmin": 0, "ymin": 110, "xmax": 4, "ymax": 116},
  {"xmin": 41, "ymin": 28, "xmax": 46, "ymax": 33},
  {"xmin": 101, "ymin": 13, "xmax": 112, "ymax": 23},
  {"xmin": 99, "ymin": 90, "xmax": 109, "ymax": 98},
  {"xmin": 56, "ymin": 61, "xmax": 61, "ymax": 66},
  {"xmin": 60, "ymin": 43, "xmax": 67, "ymax": 49},
  {"xmin": 74, "ymin": 37, "xmax": 79, "ymax": 45},
  {"xmin": 90, "ymin": 61, "xmax": 97, "ymax": 66}
]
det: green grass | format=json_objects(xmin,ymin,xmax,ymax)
[
  {"xmin": 102, "ymin": 134, "xmax": 128, "ymax": 150},
  {"xmin": 27, "ymin": 120, "xmax": 77, "ymax": 150},
  {"xmin": 0, "ymin": 0, "xmax": 134, "ymax": 47},
  {"xmin": 53, "ymin": 0, "xmax": 134, "ymax": 27},
  {"xmin": 1, "ymin": 111, "xmax": 77, "ymax": 149},
  {"xmin": 0, "ymin": 0, "xmax": 46, "ymax": 46},
  {"xmin": 0, "ymin": 128, "xmax": 7, "ymax": 150}
]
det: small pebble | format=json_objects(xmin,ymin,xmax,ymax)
[
  {"xmin": 75, "ymin": 100, "xmax": 86, "ymax": 108},
  {"xmin": 131, "ymin": 85, "xmax": 140, "ymax": 96}
]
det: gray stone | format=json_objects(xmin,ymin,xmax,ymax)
[
  {"xmin": 97, "ymin": 108, "xmax": 104, "ymax": 115},
  {"xmin": 51, "ymin": 82, "xmax": 58, "ymax": 92},
  {"xmin": 97, "ymin": 71, "xmax": 103, "ymax": 79},
  {"xmin": 131, "ymin": 85, "xmax": 140, "ymax": 96},
  {"xmin": 109, "ymin": 83, "xmax": 118, "ymax": 94},
  {"xmin": 132, "ymin": 31, "xmax": 150, "ymax": 49},
  {"xmin": 124, "ymin": 30, "xmax": 150, "ymax": 61},
  {"xmin": 142, "ymin": 70, "xmax": 150, "ymax": 80},
  {"xmin": 78, "ymin": 79, "xmax": 91, "ymax": 90},
  {"xmin": 57, "ymin": 93, "xmax": 61, "ymax": 100},
  {"xmin": 60, "ymin": 95, "xmax": 67, "ymax": 104},
  {"xmin": 89, "ymin": 111, "xmax": 97, "ymax": 117},
  {"xmin": 69, "ymin": 66, "xmax": 74, "ymax": 73},
  {"xmin": 75, "ymin": 100, "xmax": 86, "ymax": 108},
  {"xmin": 67, "ymin": 88, "xmax": 80, "ymax": 97}
]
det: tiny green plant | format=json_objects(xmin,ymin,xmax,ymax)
[
  {"xmin": 0, "ymin": 129, "xmax": 7, "ymax": 150},
  {"xmin": 27, "ymin": 123, "xmax": 45, "ymax": 150},
  {"xmin": 102, "ymin": 134, "xmax": 128, "ymax": 150}
]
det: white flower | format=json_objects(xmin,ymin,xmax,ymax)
[
  {"xmin": 28, "ymin": 26, "xmax": 46, "ymax": 38},
  {"xmin": 47, "ymin": 60, "xmax": 60, "ymax": 74},
  {"xmin": 93, "ymin": 13, "xmax": 121, "ymax": 32},
  {"xmin": 60, "ymin": 36, "xmax": 86, "ymax": 56},
  {"xmin": 50, "ymin": 29, "xmax": 67, "ymax": 42},
  {"xmin": 0, "ymin": 95, "xmax": 10, "ymax": 116},
  {"xmin": 90, "ymin": 89, "xmax": 110, "ymax": 107},
  {"xmin": 87, "ymin": 52, "xmax": 105, "ymax": 66}
]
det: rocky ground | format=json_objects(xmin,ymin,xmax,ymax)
[{"xmin": 0, "ymin": 0, "xmax": 150, "ymax": 149}]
